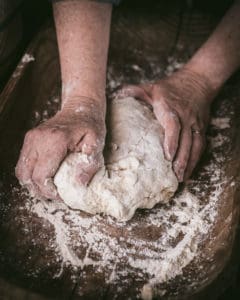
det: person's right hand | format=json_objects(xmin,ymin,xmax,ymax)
[
  {"xmin": 115, "ymin": 68, "xmax": 215, "ymax": 182},
  {"xmin": 15, "ymin": 98, "xmax": 106, "ymax": 201}
]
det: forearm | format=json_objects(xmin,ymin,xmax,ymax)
[
  {"xmin": 53, "ymin": 0, "xmax": 112, "ymax": 110},
  {"xmin": 185, "ymin": 0, "xmax": 240, "ymax": 95}
]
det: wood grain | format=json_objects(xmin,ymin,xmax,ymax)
[{"xmin": 0, "ymin": 3, "xmax": 239, "ymax": 300}]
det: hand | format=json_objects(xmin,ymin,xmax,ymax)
[
  {"xmin": 15, "ymin": 97, "xmax": 106, "ymax": 200},
  {"xmin": 116, "ymin": 68, "xmax": 215, "ymax": 182}
]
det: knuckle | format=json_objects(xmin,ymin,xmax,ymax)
[
  {"xmin": 32, "ymin": 173, "xmax": 44, "ymax": 185},
  {"xmin": 15, "ymin": 165, "xmax": 22, "ymax": 180},
  {"xmin": 172, "ymin": 110, "xmax": 180, "ymax": 119},
  {"xmin": 176, "ymin": 157, "xmax": 188, "ymax": 171},
  {"xmin": 87, "ymin": 130, "xmax": 98, "ymax": 141},
  {"xmin": 56, "ymin": 130, "xmax": 68, "ymax": 142},
  {"xmin": 45, "ymin": 127, "xmax": 68, "ymax": 143},
  {"xmin": 167, "ymin": 110, "xmax": 178, "ymax": 119},
  {"xmin": 24, "ymin": 129, "xmax": 36, "ymax": 141},
  {"xmin": 171, "ymin": 114, "xmax": 181, "ymax": 128},
  {"xmin": 197, "ymin": 120, "xmax": 205, "ymax": 131}
]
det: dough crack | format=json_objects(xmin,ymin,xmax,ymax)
[{"xmin": 54, "ymin": 97, "xmax": 178, "ymax": 221}]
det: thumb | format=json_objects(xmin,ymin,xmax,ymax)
[
  {"xmin": 114, "ymin": 84, "xmax": 153, "ymax": 105},
  {"xmin": 74, "ymin": 130, "xmax": 105, "ymax": 185},
  {"xmin": 76, "ymin": 153, "xmax": 104, "ymax": 186}
]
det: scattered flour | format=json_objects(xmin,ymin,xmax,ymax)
[
  {"xmin": 29, "ymin": 159, "xmax": 227, "ymax": 292},
  {"xmin": 21, "ymin": 54, "xmax": 35, "ymax": 63},
  {"xmin": 23, "ymin": 104, "xmax": 233, "ymax": 299},
  {"xmin": 165, "ymin": 56, "xmax": 185, "ymax": 76},
  {"xmin": 13, "ymin": 53, "xmax": 35, "ymax": 78},
  {"xmin": 106, "ymin": 56, "xmax": 186, "ymax": 91},
  {"xmin": 54, "ymin": 97, "xmax": 178, "ymax": 221},
  {"xmin": 210, "ymin": 117, "xmax": 230, "ymax": 129},
  {"xmin": 13, "ymin": 58, "xmax": 236, "ymax": 299},
  {"xmin": 209, "ymin": 133, "xmax": 228, "ymax": 149}
]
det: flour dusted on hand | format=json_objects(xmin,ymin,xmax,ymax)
[{"xmin": 54, "ymin": 97, "xmax": 178, "ymax": 221}]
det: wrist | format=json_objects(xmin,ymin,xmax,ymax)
[
  {"xmin": 61, "ymin": 80, "xmax": 106, "ymax": 109},
  {"xmin": 173, "ymin": 66, "xmax": 218, "ymax": 104},
  {"xmin": 183, "ymin": 58, "xmax": 223, "ymax": 98},
  {"xmin": 57, "ymin": 95, "xmax": 106, "ymax": 127},
  {"xmin": 61, "ymin": 95, "xmax": 106, "ymax": 115}
]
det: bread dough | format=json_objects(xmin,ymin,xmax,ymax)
[{"xmin": 54, "ymin": 97, "xmax": 178, "ymax": 221}]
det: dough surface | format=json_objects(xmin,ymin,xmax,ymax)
[{"xmin": 54, "ymin": 97, "xmax": 178, "ymax": 221}]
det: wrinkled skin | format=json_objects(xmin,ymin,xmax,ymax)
[
  {"xmin": 15, "ymin": 0, "xmax": 240, "ymax": 202},
  {"xmin": 15, "ymin": 68, "xmax": 214, "ymax": 201},
  {"xmin": 15, "ymin": 98, "xmax": 106, "ymax": 200},
  {"xmin": 115, "ymin": 68, "xmax": 215, "ymax": 182}
]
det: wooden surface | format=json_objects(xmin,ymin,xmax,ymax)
[{"xmin": 0, "ymin": 3, "xmax": 240, "ymax": 300}]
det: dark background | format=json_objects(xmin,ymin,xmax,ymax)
[{"xmin": 0, "ymin": 0, "xmax": 239, "ymax": 299}]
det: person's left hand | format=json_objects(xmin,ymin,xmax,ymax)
[
  {"xmin": 115, "ymin": 68, "xmax": 215, "ymax": 182},
  {"xmin": 15, "ymin": 97, "xmax": 106, "ymax": 200}
]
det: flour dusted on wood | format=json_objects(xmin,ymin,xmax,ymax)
[{"xmin": 54, "ymin": 97, "xmax": 178, "ymax": 221}]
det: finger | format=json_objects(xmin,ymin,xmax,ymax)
[
  {"xmin": 114, "ymin": 85, "xmax": 153, "ymax": 105},
  {"xmin": 76, "ymin": 133, "xmax": 104, "ymax": 186},
  {"xmin": 76, "ymin": 159, "xmax": 101, "ymax": 186},
  {"xmin": 161, "ymin": 112, "xmax": 181, "ymax": 161},
  {"xmin": 184, "ymin": 132, "xmax": 205, "ymax": 181},
  {"xmin": 15, "ymin": 147, "xmax": 38, "ymax": 185},
  {"xmin": 24, "ymin": 182, "xmax": 42, "ymax": 199},
  {"xmin": 15, "ymin": 131, "xmax": 47, "ymax": 198},
  {"xmin": 16, "ymin": 150, "xmax": 43, "ymax": 199},
  {"xmin": 32, "ymin": 147, "xmax": 67, "ymax": 200},
  {"xmin": 77, "ymin": 132, "xmax": 104, "ymax": 156},
  {"xmin": 173, "ymin": 128, "xmax": 192, "ymax": 182}
]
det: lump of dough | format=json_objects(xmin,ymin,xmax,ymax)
[{"xmin": 54, "ymin": 97, "xmax": 178, "ymax": 221}]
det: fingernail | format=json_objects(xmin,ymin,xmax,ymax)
[
  {"xmin": 165, "ymin": 150, "xmax": 172, "ymax": 161},
  {"xmin": 173, "ymin": 162, "xmax": 184, "ymax": 182},
  {"xmin": 164, "ymin": 146, "xmax": 172, "ymax": 161},
  {"xmin": 177, "ymin": 169, "xmax": 184, "ymax": 182},
  {"xmin": 78, "ymin": 173, "xmax": 90, "ymax": 186}
]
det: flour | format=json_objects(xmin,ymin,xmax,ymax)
[
  {"xmin": 13, "ymin": 53, "xmax": 35, "ymax": 78},
  {"xmin": 210, "ymin": 117, "xmax": 230, "ymax": 129},
  {"xmin": 30, "ymin": 166, "xmax": 226, "ymax": 287},
  {"xmin": 13, "ymin": 58, "xmax": 236, "ymax": 299},
  {"xmin": 24, "ymin": 103, "xmax": 233, "ymax": 299},
  {"xmin": 209, "ymin": 133, "xmax": 228, "ymax": 149},
  {"xmin": 21, "ymin": 54, "xmax": 35, "ymax": 63},
  {"xmin": 106, "ymin": 56, "xmax": 186, "ymax": 92},
  {"xmin": 54, "ymin": 97, "xmax": 178, "ymax": 221},
  {"xmin": 165, "ymin": 56, "xmax": 185, "ymax": 76}
]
